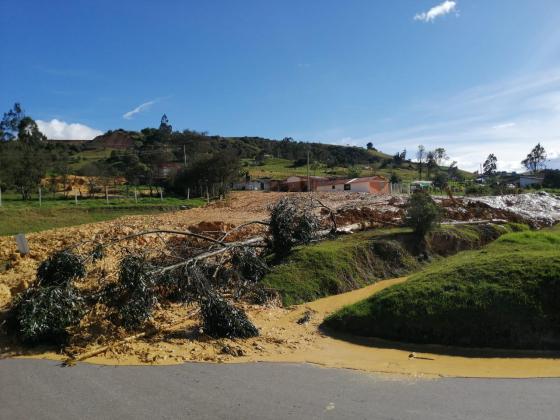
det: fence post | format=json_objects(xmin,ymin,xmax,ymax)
[
  {"xmin": 75, "ymin": 191, "xmax": 78, "ymax": 205},
  {"xmin": 105, "ymin": 186, "xmax": 109, "ymax": 204},
  {"xmin": 134, "ymin": 188, "xmax": 138, "ymax": 203},
  {"xmin": 38, "ymin": 186, "xmax": 42, "ymax": 207},
  {"xmin": 187, "ymin": 187, "xmax": 190, "ymax": 200}
]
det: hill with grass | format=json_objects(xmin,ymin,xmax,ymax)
[
  {"xmin": 324, "ymin": 225, "xmax": 560, "ymax": 350},
  {"xmin": 68, "ymin": 129, "xmax": 471, "ymax": 182}
]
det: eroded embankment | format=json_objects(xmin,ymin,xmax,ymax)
[
  {"xmin": 325, "ymin": 225, "xmax": 560, "ymax": 351},
  {"xmin": 262, "ymin": 222, "xmax": 524, "ymax": 306}
]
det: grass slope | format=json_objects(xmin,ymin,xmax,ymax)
[
  {"xmin": 263, "ymin": 224, "xmax": 514, "ymax": 306},
  {"xmin": 325, "ymin": 225, "xmax": 560, "ymax": 349}
]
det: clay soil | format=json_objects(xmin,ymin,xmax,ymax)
[{"xmin": 2, "ymin": 191, "xmax": 560, "ymax": 378}]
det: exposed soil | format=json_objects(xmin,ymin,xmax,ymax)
[
  {"xmin": 5, "ymin": 277, "xmax": 560, "ymax": 378},
  {"xmin": 2, "ymin": 191, "xmax": 560, "ymax": 378}
]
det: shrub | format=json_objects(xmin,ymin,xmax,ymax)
[
  {"xmin": 269, "ymin": 197, "xmax": 320, "ymax": 256},
  {"xmin": 404, "ymin": 191, "xmax": 440, "ymax": 237}
]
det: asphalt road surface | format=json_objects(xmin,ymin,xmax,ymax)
[{"xmin": 1, "ymin": 359, "xmax": 559, "ymax": 419}]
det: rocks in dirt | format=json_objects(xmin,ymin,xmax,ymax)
[{"xmin": 220, "ymin": 344, "xmax": 246, "ymax": 357}]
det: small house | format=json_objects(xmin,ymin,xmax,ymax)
[
  {"xmin": 519, "ymin": 175, "xmax": 544, "ymax": 188},
  {"xmin": 315, "ymin": 176, "xmax": 389, "ymax": 194}
]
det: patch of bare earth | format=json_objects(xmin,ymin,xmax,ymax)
[{"xmin": 2, "ymin": 191, "xmax": 560, "ymax": 378}]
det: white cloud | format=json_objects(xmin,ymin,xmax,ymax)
[
  {"xmin": 123, "ymin": 100, "xmax": 156, "ymax": 120},
  {"xmin": 414, "ymin": 1, "xmax": 457, "ymax": 22},
  {"xmin": 36, "ymin": 119, "xmax": 103, "ymax": 140},
  {"xmin": 325, "ymin": 68, "xmax": 560, "ymax": 173}
]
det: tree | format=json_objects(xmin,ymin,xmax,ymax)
[
  {"xmin": 433, "ymin": 148, "xmax": 448, "ymax": 166},
  {"xmin": 522, "ymin": 143, "xmax": 547, "ymax": 173},
  {"xmin": 347, "ymin": 166, "xmax": 361, "ymax": 178},
  {"xmin": 432, "ymin": 172, "xmax": 449, "ymax": 191},
  {"xmin": 416, "ymin": 145, "xmax": 426, "ymax": 179},
  {"xmin": 426, "ymin": 151, "xmax": 438, "ymax": 179},
  {"xmin": 1, "ymin": 103, "xmax": 25, "ymax": 141},
  {"xmin": 404, "ymin": 191, "xmax": 440, "ymax": 238},
  {"xmin": 483, "ymin": 154, "xmax": 497, "ymax": 176},
  {"xmin": 390, "ymin": 173, "xmax": 401, "ymax": 184},
  {"xmin": 366, "ymin": 142, "xmax": 373, "ymax": 150},
  {"xmin": 171, "ymin": 152, "xmax": 241, "ymax": 198},
  {"xmin": 159, "ymin": 114, "xmax": 172, "ymax": 135},
  {"xmin": 0, "ymin": 142, "xmax": 49, "ymax": 199},
  {"xmin": 17, "ymin": 117, "xmax": 46, "ymax": 145}
]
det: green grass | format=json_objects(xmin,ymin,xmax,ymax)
[
  {"xmin": 244, "ymin": 157, "xmax": 438, "ymax": 182},
  {"xmin": 325, "ymin": 225, "xmax": 560, "ymax": 349},
  {"xmin": 69, "ymin": 148, "xmax": 116, "ymax": 171},
  {"xmin": 0, "ymin": 196, "xmax": 205, "ymax": 236},
  {"xmin": 262, "ymin": 223, "xmax": 513, "ymax": 306}
]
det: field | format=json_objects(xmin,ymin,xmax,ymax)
[
  {"xmin": 325, "ymin": 225, "xmax": 560, "ymax": 349},
  {"xmin": 0, "ymin": 193, "xmax": 205, "ymax": 236},
  {"xmin": 244, "ymin": 156, "xmax": 473, "ymax": 184}
]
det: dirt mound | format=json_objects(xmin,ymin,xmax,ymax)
[
  {"xmin": 90, "ymin": 130, "xmax": 135, "ymax": 149},
  {"xmin": 465, "ymin": 193, "xmax": 560, "ymax": 227}
]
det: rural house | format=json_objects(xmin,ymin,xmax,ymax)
[{"xmin": 315, "ymin": 176, "xmax": 390, "ymax": 194}]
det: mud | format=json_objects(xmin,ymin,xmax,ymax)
[{"xmin": 5, "ymin": 277, "xmax": 560, "ymax": 378}]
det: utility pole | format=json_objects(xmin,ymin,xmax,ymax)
[
  {"xmin": 307, "ymin": 148, "xmax": 311, "ymax": 193},
  {"xmin": 183, "ymin": 145, "xmax": 187, "ymax": 167}
]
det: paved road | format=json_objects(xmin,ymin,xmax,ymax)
[{"xmin": 1, "ymin": 359, "xmax": 559, "ymax": 419}]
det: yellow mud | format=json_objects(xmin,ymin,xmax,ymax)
[{"xmin": 9, "ymin": 277, "xmax": 560, "ymax": 379}]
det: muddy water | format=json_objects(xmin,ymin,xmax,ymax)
[{"xmin": 12, "ymin": 277, "xmax": 560, "ymax": 378}]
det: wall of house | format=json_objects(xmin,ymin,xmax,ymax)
[{"xmin": 316, "ymin": 183, "xmax": 345, "ymax": 192}]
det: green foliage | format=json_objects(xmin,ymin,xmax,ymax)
[
  {"xmin": 104, "ymin": 254, "xmax": 158, "ymax": 329},
  {"xmin": 169, "ymin": 152, "xmax": 241, "ymax": 197},
  {"xmin": 325, "ymin": 226, "xmax": 560, "ymax": 349},
  {"xmin": 36, "ymin": 251, "xmax": 86, "ymax": 287},
  {"xmin": 199, "ymin": 291, "xmax": 259, "ymax": 338},
  {"xmin": 13, "ymin": 285, "xmax": 85, "ymax": 344},
  {"xmin": 268, "ymin": 197, "xmax": 320, "ymax": 257},
  {"xmin": 346, "ymin": 165, "xmax": 361, "ymax": 178},
  {"xmin": 522, "ymin": 143, "xmax": 547, "ymax": 173},
  {"xmin": 404, "ymin": 191, "xmax": 440, "ymax": 237},
  {"xmin": 12, "ymin": 250, "xmax": 86, "ymax": 344}
]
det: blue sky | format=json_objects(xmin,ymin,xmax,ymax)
[{"xmin": 1, "ymin": 0, "xmax": 560, "ymax": 171}]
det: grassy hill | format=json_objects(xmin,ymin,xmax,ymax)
[
  {"xmin": 66, "ymin": 130, "xmax": 472, "ymax": 182},
  {"xmin": 324, "ymin": 225, "xmax": 560, "ymax": 350}
]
